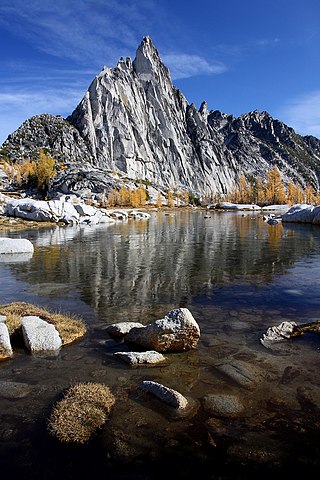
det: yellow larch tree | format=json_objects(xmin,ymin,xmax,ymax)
[
  {"xmin": 238, "ymin": 175, "xmax": 252, "ymax": 203},
  {"xmin": 293, "ymin": 184, "xmax": 305, "ymax": 204},
  {"xmin": 180, "ymin": 190, "xmax": 190, "ymax": 206},
  {"xmin": 136, "ymin": 187, "xmax": 147, "ymax": 206},
  {"xmin": 287, "ymin": 181, "xmax": 296, "ymax": 204},
  {"xmin": 156, "ymin": 191, "xmax": 162, "ymax": 208},
  {"xmin": 166, "ymin": 190, "xmax": 175, "ymax": 207},
  {"xmin": 305, "ymin": 184, "xmax": 316, "ymax": 204},
  {"xmin": 255, "ymin": 177, "xmax": 266, "ymax": 205},
  {"xmin": 118, "ymin": 184, "xmax": 130, "ymax": 206},
  {"xmin": 265, "ymin": 166, "xmax": 287, "ymax": 204},
  {"xmin": 20, "ymin": 159, "xmax": 36, "ymax": 185},
  {"xmin": 36, "ymin": 149, "xmax": 56, "ymax": 191}
]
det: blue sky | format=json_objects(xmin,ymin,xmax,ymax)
[{"xmin": 0, "ymin": 0, "xmax": 319, "ymax": 145}]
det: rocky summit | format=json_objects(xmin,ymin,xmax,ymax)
[{"xmin": 1, "ymin": 36, "xmax": 320, "ymax": 197}]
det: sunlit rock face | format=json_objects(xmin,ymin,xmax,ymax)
[
  {"xmin": 1, "ymin": 36, "xmax": 320, "ymax": 196},
  {"xmin": 67, "ymin": 36, "xmax": 237, "ymax": 196}
]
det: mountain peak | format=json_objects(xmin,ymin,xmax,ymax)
[{"xmin": 133, "ymin": 35, "xmax": 170, "ymax": 82}]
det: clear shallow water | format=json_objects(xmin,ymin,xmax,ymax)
[{"xmin": 1, "ymin": 210, "xmax": 320, "ymax": 479}]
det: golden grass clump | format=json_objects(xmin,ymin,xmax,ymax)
[
  {"xmin": 48, "ymin": 382, "xmax": 116, "ymax": 444},
  {"xmin": 0, "ymin": 302, "xmax": 86, "ymax": 345}
]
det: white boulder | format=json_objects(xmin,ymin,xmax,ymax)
[
  {"xmin": 0, "ymin": 238, "xmax": 34, "ymax": 254},
  {"xmin": 218, "ymin": 202, "xmax": 261, "ymax": 211},
  {"xmin": 5, "ymin": 198, "xmax": 80, "ymax": 224},
  {"xmin": 0, "ymin": 322, "xmax": 13, "ymax": 359},
  {"xmin": 260, "ymin": 321, "xmax": 297, "ymax": 349},
  {"xmin": 124, "ymin": 308, "xmax": 200, "ymax": 352},
  {"xmin": 21, "ymin": 316, "xmax": 62, "ymax": 353}
]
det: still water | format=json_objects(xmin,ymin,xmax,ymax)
[{"xmin": 1, "ymin": 209, "xmax": 320, "ymax": 479}]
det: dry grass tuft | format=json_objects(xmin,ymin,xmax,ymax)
[
  {"xmin": 47, "ymin": 382, "xmax": 116, "ymax": 444},
  {"xmin": 0, "ymin": 302, "xmax": 86, "ymax": 345}
]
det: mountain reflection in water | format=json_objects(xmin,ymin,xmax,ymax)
[{"xmin": 1, "ymin": 210, "xmax": 320, "ymax": 479}]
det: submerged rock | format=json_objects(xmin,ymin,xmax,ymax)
[
  {"xmin": 113, "ymin": 350, "xmax": 167, "ymax": 366},
  {"xmin": 215, "ymin": 360, "xmax": 264, "ymax": 390},
  {"xmin": 139, "ymin": 380, "xmax": 188, "ymax": 409},
  {"xmin": 0, "ymin": 380, "xmax": 33, "ymax": 398},
  {"xmin": 203, "ymin": 393, "xmax": 245, "ymax": 417}
]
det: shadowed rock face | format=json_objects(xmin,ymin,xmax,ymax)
[
  {"xmin": 0, "ymin": 114, "xmax": 93, "ymax": 165},
  {"xmin": 1, "ymin": 36, "xmax": 320, "ymax": 196}
]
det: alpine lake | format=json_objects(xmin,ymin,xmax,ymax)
[{"xmin": 1, "ymin": 208, "xmax": 320, "ymax": 479}]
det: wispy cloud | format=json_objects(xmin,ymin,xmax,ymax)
[
  {"xmin": 162, "ymin": 54, "xmax": 226, "ymax": 80},
  {"xmin": 278, "ymin": 91, "xmax": 320, "ymax": 138},
  {"xmin": 0, "ymin": 89, "xmax": 82, "ymax": 114},
  {"xmin": 0, "ymin": 0, "xmax": 157, "ymax": 67},
  {"xmin": 212, "ymin": 37, "xmax": 281, "ymax": 63},
  {"xmin": 0, "ymin": 86, "xmax": 85, "ymax": 144}
]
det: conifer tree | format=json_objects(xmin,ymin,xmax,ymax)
[
  {"xmin": 156, "ymin": 191, "xmax": 162, "ymax": 208},
  {"xmin": 293, "ymin": 184, "xmax": 305, "ymax": 204},
  {"xmin": 238, "ymin": 175, "xmax": 252, "ymax": 203},
  {"xmin": 19, "ymin": 159, "xmax": 36, "ymax": 186},
  {"xmin": 305, "ymin": 184, "xmax": 316, "ymax": 204},
  {"xmin": 119, "ymin": 184, "xmax": 130, "ymax": 206},
  {"xmin": 287, "ymin": 181, "xmax": 296, "ymax": 204},
  {"xmin": 137, "ymin": 187, "xmax": 147, "ymax": 206},
  {"xmin": 166, "ymin": 190, "xmax": 174, "ymax": 207},
  {"xmin": 181, "ymin": 191, "xmax": 190, "ymax": 206},
  {"xmin": 265, "ymin": 166, "xmax": 287, "ymax": 204},
  {"xmin": 255, "ymin": 177, "xmax": 266, "ymax": 205},
  {"xmin": 36, "ymin": 149, "xmax": 56, "ymax": 193}
]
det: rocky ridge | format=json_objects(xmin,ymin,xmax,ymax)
[{"xmin": 1, "ymin": 36, "xmax": 320, "ymax": 198}]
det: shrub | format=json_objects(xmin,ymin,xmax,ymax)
[{"xmin": 47, "ymin": 382, "xmax": 115, "ymax": 443}]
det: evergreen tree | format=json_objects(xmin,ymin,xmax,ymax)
[
  {"xmin": 36, "ymin": 149, "xmax": 56, "ymax": 193},
  {"xmin": 156, "ymin": 191, "xmax": 162, "ymax": 208},
  {"xmin": 166, "ymin": 190, "xmax": 174, "ymax": 207},
  {"xmin": 305, "ymin": 184, "xmax": 316, "ymax": 204},
  {"xmin": 255, "ymin": 177, "xmax": 266, "ymax": 205},
  {"xmin": 265, "ymin": 166, "xmax": 287, "ymax": 204},
  {"xmin": 287, "ymin": 181, "xmax": 296, "ymax": 204}
]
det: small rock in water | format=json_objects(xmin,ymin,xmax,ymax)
[
  {"xmin": 114, "ymin": 350, "xmax": 167, "ymax": 366},
  {"xmin": 203, "ymin": 393, "xmax": 245, "ymax": 417},
  {"xmin": 139, "ymin": 380, "xmax": 188, "ymax": 409},
  {"xmin": 260, "ymin": 321, "xmax": 297, "ymax": 349},
  {"xmin": 0, "ymin": 380, "xmax": 33, "ymax": 399}
]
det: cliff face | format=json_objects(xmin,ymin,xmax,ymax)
[
  {"xmin": 1, "ymin": 36, "xmax": 320, "ymax": 196},
  {"xmin": 67, "ymin": 36, "xmax": 237, "ymax": 195}
]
